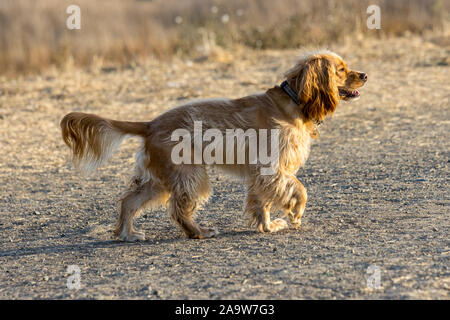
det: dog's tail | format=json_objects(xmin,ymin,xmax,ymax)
[{"xmin": 60, "ymin": 112, "xmax": 148, "ymax": 174}]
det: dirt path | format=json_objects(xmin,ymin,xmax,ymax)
[{"xmin": 0, "ymin": 36, "xmax": 448, "ymax": 299}]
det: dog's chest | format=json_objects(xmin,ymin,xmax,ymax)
[{"xmin": 279, "ymin": 125, "xmax": 312, "ymax": 174}]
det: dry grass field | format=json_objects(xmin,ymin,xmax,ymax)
[
  {"xmin": 0, "ymin": 32, "xmax": 449, "ymax": 299},
  {"xmin": 0, "ymin": 0, "xmax": 448, "ymax": 74}
]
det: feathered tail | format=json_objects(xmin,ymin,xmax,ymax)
[{"xmin": 60, "ymin": 112, "xmax": 148, "ymax": 174}]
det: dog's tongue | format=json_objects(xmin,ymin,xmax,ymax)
[{"xmin": 352, "ymin": 90, "xmax": 359, "ymax": 96}]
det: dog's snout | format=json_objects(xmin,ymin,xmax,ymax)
[{"xmin": 359, "ymin": 73, "xmax": 368, "ymax": 81}]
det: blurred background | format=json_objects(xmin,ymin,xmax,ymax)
[
  {"xmin": 0, "ymin": 0, "xmax": 448, "ymax": 75},
  {"xmin": 0, "ymin": 1, "xmax": 449, "ymax": 300}
]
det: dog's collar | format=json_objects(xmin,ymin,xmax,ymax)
[
  {"xmin": 280, "ymin": 81, "xmax": 323, "ymax": 127},
  {"xmin": 280, "ymin": 80, "xmax": 299, "ymax": 105}
]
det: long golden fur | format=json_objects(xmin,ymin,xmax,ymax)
[{"xmin": 60, "ymin": 50, "xmax": 367, "ymax": 241}]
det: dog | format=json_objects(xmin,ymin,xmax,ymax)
[{"xmin": 60, "ymin": 50, "xmax": 367, "ymax": 241}]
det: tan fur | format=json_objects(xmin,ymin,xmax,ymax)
[{"xmin": 60, "ymin": 51, "xmax": 367, "ymax": 241}]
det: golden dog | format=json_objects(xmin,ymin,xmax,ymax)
[{"xmin": 60, "ymin": 50, "xmax": 367, "ymax": 241}]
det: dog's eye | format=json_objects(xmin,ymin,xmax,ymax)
[{"xmin": 338, "ymin": 67, "xmax": 345, "ymax": 72}]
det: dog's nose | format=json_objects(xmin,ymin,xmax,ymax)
[{"xmin": 360, "ymin": 73, "xmax": 368, "ymax": 81}]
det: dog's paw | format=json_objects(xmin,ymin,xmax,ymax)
[
  {"xmin": 119, "ymin": 230, "xmax": 145, "ymax": 242},
  {"xmin": 190, "ymin": 227, "xmax": 219, "ymax": 239},
  {"xmin": 290, "ymin": 219, "xmax": 302, "ymax": 229},
  {"xmin": 288, "ymin": 212, "xmax": 302, "ymax": 229},
  {"xmin": 258, "ymin": 218, "xmax": 288, "ymax": 233},
  {"xmin": 270, "ymin": 218, "xmax": 288, "ymax": 232}
]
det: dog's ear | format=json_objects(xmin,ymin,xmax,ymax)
[{"xmin": 294, "ymin": 57, "xmax": 339, "ymax": 121}]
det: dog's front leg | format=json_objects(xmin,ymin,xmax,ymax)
[
  {"xmin": 281, "ymin": 176, "xmax": 307, "ymax": 229},
  {"xmin": 245, "ymin": 190, "xmax": 288, "ymax": 233},
  {"xmin": 261, "ymin": 203, "xmax": 289, "ymax": 233},
  {"xmin": 247, "ymin": 173, "xmax": 307, "ymax": 232}
]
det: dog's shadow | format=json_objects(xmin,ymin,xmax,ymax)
[{"xmin": 0, "ymin": 229, "xmax": 257, "ymax": 258}]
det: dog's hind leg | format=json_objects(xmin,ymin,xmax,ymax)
[
  {"xmin": 113, "ymin": 177, "xmax": 169, "ymax": 242},
  {"xmin": 167, "ymin": 166, "xmax": 217, "ymax": 239}
]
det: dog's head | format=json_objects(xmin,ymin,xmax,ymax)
[{"xmin": 284, "ymin": 51, "xmax": 367, "ymax": 121}]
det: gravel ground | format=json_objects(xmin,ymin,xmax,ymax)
[{"xmin": 0, "ymin": 36, "xmax": 449, "ymax": 299}]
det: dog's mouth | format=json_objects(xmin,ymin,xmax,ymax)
[{"xmin": 339, "ymin": 88, "xmax": 360, "ymax": 101}]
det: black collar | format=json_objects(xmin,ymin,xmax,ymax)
[
  {"xmin": 280, "ymin": 80, "xmax": 299, "ymax": 105},
  {"xmin": 279, "ymin": 80, "xmax": 323, "ymax": 126}
]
